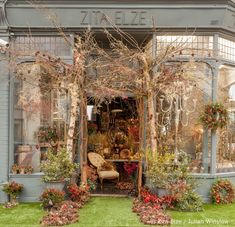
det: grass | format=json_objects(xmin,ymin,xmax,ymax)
[{"xmin": 0, "ymin": 197, "xmax": 235, "ymax": 227}]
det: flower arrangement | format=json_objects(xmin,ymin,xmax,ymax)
[
  {"xmin": 200, "ymin": 103, "xmax": 228, "ymax": 130},
  {"xmin": 114, "ymin": 132, "xmax": 128, "ymax": 145},
  {"xmin": 124, "ymin": 162, "xmax": 138, "ymax": 176},
  {"xmin": 11, "ymin": 165, "xmax": 33, "ymax": 174},
  {"xmin": 40, "ymin": 188, "xmax": 65, "ymax": 210},
  {"xmin": 2, "ymin": 181, "xmax": 24, "ymax": 202},
  {"xmin": 24, "ymin": 165, "xmax": 34, "ymax": 174},
  {"xmin": 19, "ymin": 165, "xmax": 26, "ymax": 174},
  {"xmin": 128, "ymin": 119, "xmax": 139, "ymax": 142},
  {"xmin": 210, "ymin": 179, "xmax": 235, "ymax": 204},
  {"xmin": 11, "ymin": 164, "xmax": 19, "ymax": 174}
]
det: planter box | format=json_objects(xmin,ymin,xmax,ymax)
[
  {"xmin": 45, "ymin": 181, "xmax": 65, "ymax": 191},
  {"xmin": 156, "ymin": 188, "xmax": 169, "ymax": 197}
]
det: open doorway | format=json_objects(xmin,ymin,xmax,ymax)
[{"xmin": 86, "ymin": 97, "xmax": 142, "ymax": 195}]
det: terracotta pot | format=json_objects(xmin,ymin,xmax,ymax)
[
  {"xmin": 12, "ymin": 170, "xmax": 18, "ymax": 174},
  {"xmin": 19, "ymin": 169, "xmax": 25, "ymax": 174}
]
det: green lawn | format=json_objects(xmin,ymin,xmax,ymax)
[{"xmin": 0, "ymin": 197, "xmax": 235, "ymax": 227}]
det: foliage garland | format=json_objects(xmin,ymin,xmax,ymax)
[
  {"xmin": 200, "ymin": 103, "xmax": 228, "ymax": 130},
  {"xmin": 210, "ymin": 179, "xmax": 235, "ymax": 204}
]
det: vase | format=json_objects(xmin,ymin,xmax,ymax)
[
  {"xmin": 45, "ymin": 181, "xmax": 65, "ymax": 191},
  {"xmin": 20, "ymin": 169, "xmax": 25, "ymax": 174}
]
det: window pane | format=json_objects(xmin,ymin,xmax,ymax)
[
  {"xmin": 217, "ymin": 65, "xmax": 235, "ymax": 172},
  {"xmin": 13, "ymin": 63, "xmax": 69, "ymax": 174}
]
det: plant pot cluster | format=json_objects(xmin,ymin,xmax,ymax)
[
  {"xmin": 132, "ymin": 187, "xmax": 174, "ymax": 225},
  {"xmin": 40, "ymin": 183, "xmax": 91, "ymax": 226},
  {"xmin": 11, "ymin": 164, "xmax": 33, "ymax": 174}
]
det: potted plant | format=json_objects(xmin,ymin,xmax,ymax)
[
  {"xmin": 40, "ymin": 148, "xmax": 78, "ymax": 190},
  {"xmin": 2, "ymin": 181, "xmax": 24, "ymax": 205},
  {"xmin": 37, "ymin": 126, "xmax": 59, "ymax": 143},
  {"xmin": 25, "ymin": 165, "xmax": 34, "ymax": 174},
  {"xmin": 11, "ymin": 164, "xmax": 19, "ymax": 174},
  {"xmin": 19, "ymin": 165, "xmax": 25, "ymax": 174},
  {"xmin": 39, "ymin": 188, "xmax": 65, "ymax": 210},
  {"xmin": 146, "ymin": 152, "xmax": 175, "ymax": 196}
]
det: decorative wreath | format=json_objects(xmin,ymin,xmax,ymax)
[
  {"xmin": 200, "ymin": 103, "xmax": 228, "ymax": 130},
  {"xmin": 210, "ymin": 179, "xmax": 235, "ymax": 204}
]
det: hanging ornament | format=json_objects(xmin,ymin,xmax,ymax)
[{"xmin": 200, "ymin": 103, "xmax": 228, "ymax": 130}]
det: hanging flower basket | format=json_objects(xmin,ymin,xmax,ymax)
[{"xmin": 200, "ymin": 103, "xmax": 228, "ymax": 131}]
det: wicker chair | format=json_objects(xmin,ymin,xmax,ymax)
[{"xmin": 88, "ymin": 152, "xmax": 119, "ymax": 190}]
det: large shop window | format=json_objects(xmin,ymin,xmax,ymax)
[
  {"xmin": 151, "ymin": 62, "xmax": 212, "ymax": 173},
  {"xmin": 13, "ymin": 36, "xmax": 71, "ymax": 57},
  {"xmin": 218, "ymin": 37, "xmax": 235, "ymax": 62},
  {"xmin": 13, "ymin": 63, "xmax": 69, "ymax": 174},
  {"xmin": 217, "ymin": 65, "xmax": 235, "ymax": 172},
  {"xmin": 156, "ymin": 36, "xmax": 214, "ymax": 57}
]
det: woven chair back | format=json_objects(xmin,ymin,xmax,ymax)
[{"xmin": 88, "ymin": 152, "xmax": 105, "ymax": 168}]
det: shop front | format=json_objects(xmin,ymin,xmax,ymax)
[{"xmin": 1, "ymin": 0, "xmax": 235, "ymax": 202}]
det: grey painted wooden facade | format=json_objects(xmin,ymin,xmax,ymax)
[
  {"xmin": 0, "ymin": 41, "xmax": 9, "ymax": 203},
  {"xmin": 0, "ymin": 0, "xmax": 235, "ymax": 202}
]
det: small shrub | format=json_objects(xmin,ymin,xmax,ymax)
[
  {"xmin": 210, "ymin": 179, "xmax": 235, "ymax": 204},
  {"xmin": 40, "ymin": 188, "xmax": 65, "ymax": 210},
  {"xmin": 174, "ymin": 190, "xmax": 203, "ymax": 212},
  {"xmin": 146, "ymin": 152, "xmax": 175, "ymax": 188},
  {"xmin": 67, "ymin": 183, "xmax": 90, "ymax": 206}
]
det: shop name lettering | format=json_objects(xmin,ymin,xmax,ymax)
[{"xmin": 81, "ymin": 10, "xmax": 147, "ymax": 26}]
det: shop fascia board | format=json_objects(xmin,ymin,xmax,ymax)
[
  {"xmin": 5, "ymin": 0, "xmax": 235, "ymax": 6},
  {"xmin": 3, "ymin": 5, "xmax": 230, "ymax": 27}
]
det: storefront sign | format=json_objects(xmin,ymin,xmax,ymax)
[{"xmin": 80, "ymin": 10, "xmax": 147, "ymax": 26}]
